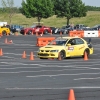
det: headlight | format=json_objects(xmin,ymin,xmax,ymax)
[{"xmin": 50, "ymin": 50, "xmax": 59, "ymax": 52}]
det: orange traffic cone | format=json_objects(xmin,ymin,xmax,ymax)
[
  {"xmin": 68, "ymin": 89, "xmax": 75, "ymax": 100},
  {"xmin": 29, "ymin": 52, "xmax": 34, "ymax": 60},
  {"xmin": 31, "ymin": 32, "xmax": 33, "ymax": 35},
  {"xmin": 40, "ymin": 33, "xmax": 43, "ymax": 36},
  {"xmin": 15, "ymin": 32, "xmax": 18, "ymax": 36},
  {"xmin": 60, "ymin": 31, "xmax": 62, "ymax": 36},
  {"xmin": 24, "ymin": 32, "xmax": 26, "ymax": 35},
  {"xmin": 36, "ymin": 32, "xmax": 38, "ymax": 36},
  {"xmin": 48, "ymin": 58, "xmax": 54, "ymax": 60},
  {"xmin": 84, "ymin": 51, "xmax": 88, "ymax": 61},
  {"xmin": 8, "ymin": 40, "xmax": 13, "ymax": 44},
  {"xmin": 5, "ymin": 38, "xmax": 8, "ymax": 44},
  {"xmin": 0, "ymin": 48, "xmax": 3, "ymax": 56},
  {"xmin": 50, "ymin": 30, "xmax": 52, "ymax": 35},
  {"xmin": 58, "ymin": 52, "xmax": 61, "ymax": 60},
  {"xmin": 22, "ymin": 51, "xmax": 26, "ymax": 59},
  {"xmin": 7, "ymin": 33, "xmax": 9, "ymax": 36}
]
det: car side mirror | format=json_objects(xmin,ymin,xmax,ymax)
[{"xmin": 67, "ymin": 44, "xmax": 71, "ymax": 46}]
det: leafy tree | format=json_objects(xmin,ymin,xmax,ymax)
[
  {"xmin": 21, "ymin": 0, "xmax": 54, "ymax": 23},
  {"xmin": 1, "ymin": 0, "xmax": 15, "ymax": 25},
  {"xmin": 54, "ymin": 0, "xmax": 87, "ymax": 25}
]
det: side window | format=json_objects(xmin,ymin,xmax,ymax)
[
  {"xmin": 75, "ymin": 38, "xmax": 84, "ymax": 45},
  {"xmin": 67, "ymin": 39, "xmax": 76, "ymax": 45}
]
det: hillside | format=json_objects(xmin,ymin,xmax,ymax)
[{"xmin": 0, "ymin": 11, "xmax": 100, "ymax": 28}]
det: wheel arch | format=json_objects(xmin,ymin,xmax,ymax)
[{"xmin": 58, "ymin": 49, "xmax": 66, "ymax": 58}]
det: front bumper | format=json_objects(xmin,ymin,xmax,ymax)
[{"xmin": 38, "ymin": 52, "xmax": 58, "ymax": 58}]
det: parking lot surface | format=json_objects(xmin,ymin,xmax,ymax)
[{"xmin": 0, "ymin": 35, "xmax": 100, "ymax": 100}]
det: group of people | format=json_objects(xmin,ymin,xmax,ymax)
[{"xmin": 69, "ymin": 22, "xmax": 74, "ymax": 30}]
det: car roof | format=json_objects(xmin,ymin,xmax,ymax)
[{"xmin": 57, "ymin": 36, "xmax": 81, "ymax": 39}]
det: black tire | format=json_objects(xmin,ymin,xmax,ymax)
[
  {"xmin": 2, "ymin": 30, "xmax": 7, "ymax": 36},
  {"xmin": 40, "ymin": 57, "xmax": 47, "ymax": 59},
  {"xmin": 82, "ymin": 49, "xmax": 90, "ymax": 58},
  {"xmin": 58, "ymin": 50, "xmax": 66, "ymax": 59},
  {"xmin": 44, "ymin": 30, "xmax": 48, "ymax": 34},
  {"xmin": 28, "ymin": 30, "xmax": 32, "ymax": 35}
]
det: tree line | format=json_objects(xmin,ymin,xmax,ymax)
[
  {"xmin": 86, "ymin": 6, "xmax": 100, "ymax": 11},
  {"xmin": 0, "ymin": 5, "xmax": 99, "ymax": 13}
]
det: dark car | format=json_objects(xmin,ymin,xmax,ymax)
[
  {"xmin": 50, "ymin": 27, "xmax": 59, "ymax": 34},
  {"xmin": 90, "ymin": 24, "xmax": 100, "ymax": 30},
  {"xmin": 10, "ymin": 24, "xmax": 24, "ymax": 33},
  {"xmin": 57, "ymin": 25, "xmax": 73, "ymax": 34}
]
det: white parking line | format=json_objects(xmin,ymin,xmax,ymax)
[
  {"xmin": 4, "ymin": 53, "xmax": 22, "ymax": 55},
  {"xmin": 74, "ymin": 77, "xmax": 100, "ymax": 80},
  {"xmin": 2, "ymin": 56, "xmax": 15, "ymax": 59},
  {"xmin": 26, "ymin": 72, "xmax": 100, "ymax": 78},
  {"xmin": 6, "ymin": 86, "xmax": 100, "ymax": 90},
  {"xmin": 4, "ymin": 52, "xmax": 37, "ymax": 56},
  {"xmin": 9, "ymin": 43, "xmax": 36, "ymax": 46}
]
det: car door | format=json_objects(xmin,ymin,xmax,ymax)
[
  {"xmin": 75, "ymin": 38, "xmax": 85, "ymax": 56},
  {"xmin": 66, "ymin": 38, "xmax": 78, "ymax": 56}
]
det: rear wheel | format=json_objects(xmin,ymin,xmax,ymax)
[{"xmin": 44, "ymin": 30, "xmax": 48, "ymax": 34}]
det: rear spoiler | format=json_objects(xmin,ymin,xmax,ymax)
[
  {"xmin": 84, "ymin": 38, "xmax": 91, "ymax": 44},
  {"xmin": 88, "ymin": 38, "xmax": 91, "ymax": 44}
]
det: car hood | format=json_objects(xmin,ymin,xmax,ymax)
[{"xmin": 40, "ymin": 45, "xmax": 65, "ymax": 50}]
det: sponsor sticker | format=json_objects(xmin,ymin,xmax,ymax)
[{"xmin": 68, "ymin": 46, "xmax": 74, "ymax": 51}]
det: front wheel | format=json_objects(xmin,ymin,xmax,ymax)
[
  {"xmin": 28, "ymin": 30, "xmax": 32, "ymax": 35},
  {"xmin": 58, "ymin": 51, "xmax": 66, "ymax": 60},
  {"xmin": 2, "ymin": 30, "xmax": 7, "ymax": 36}
]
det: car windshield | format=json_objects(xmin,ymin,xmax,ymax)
[
  {"xmin": 48, "ymin": 37, "xmax": 68, "ymax": 45},
  {"xmin": 31, "ymin": 25, "xmax": 37, "ymax": 28}
]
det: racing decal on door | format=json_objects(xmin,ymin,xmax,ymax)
[
  {"xmin": 68, "ymin": 46, "xmax": 74, "ymax": 51},
  {"xmin": 79, "ymin": 45, "xmax": 85, "ymax": 50}
]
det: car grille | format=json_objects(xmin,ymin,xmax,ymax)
[
  {"xmin": 39, "ymin": 54, "xmax": 49, "ymax": 56},
  {"xmin": 41, "ymin": 50, "xmax": 50, "ymax": 52}
]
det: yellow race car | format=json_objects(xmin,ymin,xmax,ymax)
[
  {"xmin": 0, "ymin": 26, "xmax": 10, "ymax": 36},
  {"xmin": 37, "ymin": 36, "xmax": 93, "ymax": 59}
]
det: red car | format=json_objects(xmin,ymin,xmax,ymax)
[
  {"xmin": 20, "ymin": 25, "xmax": 52, "ymax": 35},
  {"xmin": 20, "ymin": 25, "xmax": 36, "ymax": 35}
]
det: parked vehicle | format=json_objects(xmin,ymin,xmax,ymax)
[
  {"xmin": 20, "ymin": 25, "xmax": 37, "ymax": 35},
  {"xmin": 20, "ymin": 24, "xmax": 52, "ymax": 35},
  {"xmin": 50, "ymin": 27, "xmax": 59, "ymax": 34},
  {"xmin": 0, "ymin": 26, "xmax": 10, "ymax": 36},
  {"xmin": 10, "ymin": 24, "xmax": 24, "ymax": 33},
  {"xmin": 57, "ymin": 25, "xmax": 72, "ymax": 34},
  {"xmin": 90, "ymin": 24, "xmax": 100, "ymax": 30},
  {"xmin": 74, "ymin": 24, "xmax": 90, "ymax": 30}
]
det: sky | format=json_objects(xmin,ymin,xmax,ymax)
[{"xmin": 0, "ymin": 0, "xmax": 100, "ymax": 7}]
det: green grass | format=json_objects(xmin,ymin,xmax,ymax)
[{"xmin": 0, "ymin": 11, "xmax": 100, "ymax": 28}]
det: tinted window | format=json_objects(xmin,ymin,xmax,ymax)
[
  {"xmin": 75, "ymin": 38, "xmax": 84, "ymax": 45},
  {"xmin": 67, "ymin": 39, "xmax": 76, "ymax": 45}
]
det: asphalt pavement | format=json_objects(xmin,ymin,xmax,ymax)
[{"xmin": 0, "ymin": 34, "xmax": 100, "ymax": 100}]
